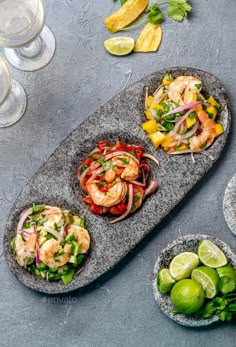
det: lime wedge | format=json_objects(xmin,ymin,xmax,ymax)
[
  {"xmin": 198, "ymin": 240, "xmax": 227, "ymax": 268},
  {"xmin": 191, "ymin": 266, "xmax": 219, "ymax": 298},
  {"xmin": 169, "ymin": 252, "xmax": 199, "ymax": 281},
  {"xmin": 104, "ymin": 37, "xmax": 134, "ymax": 56},
  {"xmin": 157, "ymin": 268, "xmax": 175, "ymax": 294}
]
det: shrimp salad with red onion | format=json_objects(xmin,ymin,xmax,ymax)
[
  {"xmin": 77, "ymin": 141, "xmax": 159, "ymax": 223},
  {"xmin": 11, "ymin": 204, "xmax": 90, "ymax": 285}
]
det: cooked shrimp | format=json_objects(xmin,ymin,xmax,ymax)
[
  {"xmin": 168, "ymin": 76, "xmax": 202, "ymax": 105},
  {"xmin": 15, "ymin": 232, "xmax": 36, "ymax": 267},
  {"xmin": 38, "ymin": 206, "xmax": 64, "ymax": 229},
  {"xmin": 86, "ymin": 181, "xmax": 127, "ymax": 207},
  {"xmin": 190, "ymin": 110, "xmax": 216, "ymax": 151},
  {"xmin": 39, "ymin": 239, "xmax": 70, "ymax": 269},
  {"xmin": 112, "ymin": 156, "xmax": 139, "ymax": 181},
  {"xmin": 131, "ymin": 186, "xmax": 144, "ymax": 212},
  {"xmin": 67, "ymin": 225, "xmax": 90, "ymax": 254},
  {"xmin": 104, "ymin": 168, "xmax": 116, "ymax": 183}
]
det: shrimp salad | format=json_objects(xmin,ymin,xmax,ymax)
[
  {"xmin": 77, "ymin": 141, "xmax": 159, "ymax": 223},
  {"xmin": 142, "ymin": 73, "xmax": 224, "ymax": 155},
  {"xmin": 11, "ymin": 204, "xmax": 90, "ymax": 285}
]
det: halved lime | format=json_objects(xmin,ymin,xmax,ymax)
[
  {"xmin": 169, "ymin": 252, "xmax": 199, "ymax": 281},
  {"xmin": 104, "ymin": 37, "xmax": 135, "ymax": 56},
  {"xmin": 170, "ymin": 279, "xmax": 205, "ymax": 314},
  {"xmin": 198, "ymin": 240, "xmax": 227, "ymax": 268},
  {"xmin": 157, "ymin": 268, "xmax": 175, "ymax": 294},
  {"xmin": 191, "ymin": 266, "xmax": 219, "ymax": 298}
]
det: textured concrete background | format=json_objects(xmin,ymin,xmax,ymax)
[{"xmin": 0, "ymin": 0, "xmax": 236, "ymax": 346}]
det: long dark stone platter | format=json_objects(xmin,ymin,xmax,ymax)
[{"xmin": 4, "ymin": 67, "xmax": 230, "ymax": 294}]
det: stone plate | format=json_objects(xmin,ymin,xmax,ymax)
[
  {"xmin": 153, "ymin": 234, "xmax": 236, "ymax": 327},
  {"xmin": 223, "ymin": 173, "xmax": 236, "ymax": 235},
  {"xmin": 4, "ymin": 67, "xmax": 230, "ymax": 294}
]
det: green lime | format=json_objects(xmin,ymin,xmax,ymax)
[
  {"xmin": 217, "ymin": 265, "xmax": 236, "ymax": 280},
  {"xmin": 104, "ymin": 37, "xmax": 135, "ymax": 56},
  {"xmin": 198, "ymin": 240, "xmax": 227, "ymax": 268},
  {"xmin": 169, "ymin": 252, "xmax": 199, "ymax": 281},
  {"xmin": 191, "ymin": 266, "xmax": 219, "ymax": 298},
  {"xmin": 157, "ymin": 268, "xmax": 175, "ymax": 294},
  {"xmin": 170, "ymin": 279, "xmax": 205, "ymax": 314}
]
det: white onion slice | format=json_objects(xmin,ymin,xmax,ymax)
[
  {"xmin": 144, "ymin": 181, "xmax": 158, "ymax": 197},
  {"xmin": 40, "ymin": 227, "xmax": 64, "ymax": 242},
  {"xmin": 143, "ymin": 153, "xmax": 160, "ymax": 167}
]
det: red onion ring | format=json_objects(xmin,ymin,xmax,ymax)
[
  {"xmin": 110, "ymin": 184, "xmax": 133, "ymax": 224},
  {"xmin": 143, "ymin": 153, "xmax": 160, "ymax": 166},
  {"xmin": 34, "ymin": 224, "xmax": 40, "ymax": 266},
  {"xmin": 144, "ymin": 181, "xmax": 158, "ymax": 197},
  {"xmin": 86, "ymin": 167, "xmax": 105, "ymax": 184},
  {"xmin": 173, "ymin": 109, "xmax": 193, "ymax": 135},
  {"xmin": 165, "ymin": 102, "xmax": 202, "ymax": 116},
  {"xmin": 174, "ymin": 121, "xmax": 199, "ymax": 141},
  {"xmin": 17, "ymin": 208, "xmax": 33, "ymax": 231}
]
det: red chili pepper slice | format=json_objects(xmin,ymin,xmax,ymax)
[{"xmin": 98, "ymin": 141, "xmax": 110, "ymax": 151}]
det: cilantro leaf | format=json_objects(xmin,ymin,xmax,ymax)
[
  {"xmin": 167, "ymin": 0, "xmax": 192, "ymax": 22},
  {"xmin": 102, "ymin": 160, "xmax": 113, "ymax": 171},
  {"xmin": 219, "ymin": 277, "xmax": 236, "ymax": 294},
  {"xmin": 32, "ymin": 203, "xmax": 46, "ymax": 214},
  {"xmin": 147, "ymin": 4, "xmax": 164, "ymax": 24}
]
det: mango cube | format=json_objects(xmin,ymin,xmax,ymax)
[
  {"xmin": 141, "ymin": 120, "xmax": 157, "ymax": 134},
  {"xmin": 148, "ymin": 131, "xmax": 165, "ymax": 148}
]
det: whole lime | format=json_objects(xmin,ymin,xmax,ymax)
[{"xmin": 170, "ymin": 279, "xmax": 205, "ymax": 314}]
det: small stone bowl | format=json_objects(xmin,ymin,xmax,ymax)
[{"xmin": 153, "ymin": 234, "xmax": 236, "ymax": 327}]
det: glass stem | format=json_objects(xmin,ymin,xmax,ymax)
[
  {"xmin": 15, "ymin": 35, "xmax": 44, "ymax": 60},
  {"xmin": 0, "ymin": 92, "xmax": 15, "ymax": 114}
]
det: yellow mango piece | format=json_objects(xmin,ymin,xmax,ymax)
[
  {"xmin": 134, "ymin": 23, "xmax": 162, "ymax": 52},
  {"xmin": 148, "ymin": 131, "xmax": 165, "ymax": 149},
  {"xmin": 104, "ymin": 0, "xmax": 148, "ymax": 33},
  {"xmin": 186, "ymin": 115, "xmax": 196, "ymax": 129},
  {"xmin": 153, "ymin": 103, "xmax": 164, "ymax": 110},
  {"xmin": 147, "ymin": 96, "xmax": 153, "ymax": 108},
  {"xmin": 162, "ymin": 73, "xmax": 174, "ymax": 86},
  {"xmin": 215, "ymin": 123, "xmax": 224, "ymax": 136},
  {"xmin": 161, "ymin": 134, "xmax": 174, "ymax": 149},
  {"xmin": 141, "ymin": 120, "xmax": 157, "ymax": 134},
  {"xmin": 144, "ymin": 109, "xmax": 152, "ymax": 120},
  {"xmin": 184, "ymin": 91, "xmax": 197, "ymax": 104},
  {"xmin": 175, "ymin": 144, "xmax": 189, "ymax": 151},
  {"xmin": 206, "ymin": 105, "xmax": 217, "ymax": 119},
  {"xmin": 208, "ymin": 96, "xmax": 221, "ymax": 108}
]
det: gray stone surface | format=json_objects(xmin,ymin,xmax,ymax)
[
  {"xmin": 3, "ymin": 67, "xmax": 230, "ymax": 294},
  {"xmin": 0, "ymin": 0, "xmax": 236, "ymax": 346}
]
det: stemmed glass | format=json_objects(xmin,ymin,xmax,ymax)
[
  {"xmin": 0, "ymin": 55, "xmax": 26, "ymax": 127},
  {"xmin": 0, "ymin": 0, "xmax": 56, "ymax": 71}
]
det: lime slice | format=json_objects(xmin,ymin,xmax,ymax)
[
  {"xmin": 191, "ymin": 266, "xmax": 219, "ymax": 298},
  {"xmin": 104, "ymin": 37, "xmax": 134, "ymax": 56},
  {"xmin": 169, "ymin": 252, "xmax": 199, "ymax": 281},
  {"xmin": 170, "ymin": 279, "xmax": 205, "ymax": 314},
  {"xmin": 157, "ymin": 268, "xmax": 175, "ymax": 294},
  {"xmin": 198, "ymin": 240, "xmax": 227, "ymax": 268}
]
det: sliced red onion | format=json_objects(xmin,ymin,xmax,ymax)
[
  {"xmin": 34, "ymin": 225, "xmax": 40, "ymax": 266},
  {"xmin": 17, "ymin": 208, "xmax": 33, "ymax": 231},
  {"xmin": 144, "ymin": 181, "xmax": 158, "ymax": 197},
  {"xmin": 173, "ymin": 109, "xmax": 193, "ymax": 135},
  {"xmin": 104, "ymin": 151, "xmax": 139, "ymax": 164},
  {"xmin": 110, "ymin": 184, "xmax": 133, "ymax": 224},
  {"xmin": 165, "ymin": 102, "xmax": 202, "ymax": 116},
  {"xmin": 86, "ymin": 167, "xmax": 105, "ymax": 184},
  {"xmin": 40, "ymin": 227, "xmax": 64, "ymax": 242},
  {"xmin": 143, "ymin": 153, "xmax": 160, "ymax": 167},
  {"xmin": 174, "ymin": 121, "xmax": 199, "ymax": 141},
  {"xmin": 129, "ymin": 180, "xmax": 146, "ymax": 187}
]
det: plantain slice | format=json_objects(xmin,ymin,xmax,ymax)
[
  {"xmin": 104, "ymin": 0, "xmax": 148, "ymax": 34},
  {"xmin": 134, "ymin": 23, "xmax": 163, "ymax": 52}
]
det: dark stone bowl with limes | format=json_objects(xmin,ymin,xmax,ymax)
[{"xmin": 153, "ymin": 234, "xmax": 236, "ymax": 327}]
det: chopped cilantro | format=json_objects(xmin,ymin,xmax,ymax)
[
  {"xmin": 32, "ymin": 203, "xmax": 45, "ymax": 214},
  {"xmin": 80, "ymin": 164, "xmax": 88, "ymax": 173}
]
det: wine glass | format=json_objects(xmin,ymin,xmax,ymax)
[
  {"xmin": 0, "ymin": 55, "xmax": 26, "ymax": 127},
  {"xmin": 0, "ymin": 0, "xmax": 56, "ymax": 71}
]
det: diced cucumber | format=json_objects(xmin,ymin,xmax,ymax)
[
  {"xmin": 58, "ymin": 265, "xmax": 69, "ymax": 275},
  {"xmin": 61, "ymin": 269, "xmax": 75, "ymax": 285},
  {"xmin": 69, "ymin": 255, "xmax": 77, "ymax": 264},
  {"xmin": 73, "ymin": 216, "xmax": 85, "ymax": 228},
  {"xmin": 36, "ymin": 262, "xmax": 48, "ymax": 271},
  {"xmin": 65, "ymin": 232, "xmax": 76, "ymax": 243},
  {"xmin": 73, "ymin": 243, "xmax": 82, "ymax": 257}
]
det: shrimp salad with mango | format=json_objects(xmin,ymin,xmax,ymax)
[
  {"xmin": 11, "ymin": 204, "xmax": 90, "ymax": 285},
  {"xmin": 142, "ymin": 73, "xmax": 224, "ymax": 156},
  {"xmin": 77, "ymin": 141, "xmax": 159, "ymax": 223}
]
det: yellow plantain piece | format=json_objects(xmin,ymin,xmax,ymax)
[
  {"xmin": 134, "ymin": 23, "xmax": 163, "ymax": 52},
  {"xmin": 104, "ymin": 0, "xmax": 148, "ymax": 34}
]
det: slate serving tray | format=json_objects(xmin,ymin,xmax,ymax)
[
  {"xmin": 153, "ymin": 234, "xmax": 236, "ymax": 327},
  {"xmin": 4, "ymin": 67, "xmax": 230, "ymax": 294}
]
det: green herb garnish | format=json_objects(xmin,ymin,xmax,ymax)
[
  {"xmin": 80, "ymin": 164, "xmax": 88, "ymax": 173},
  {"xmin": 32, "ymin": 203, "xmax": 46, "ymax": 214}
]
